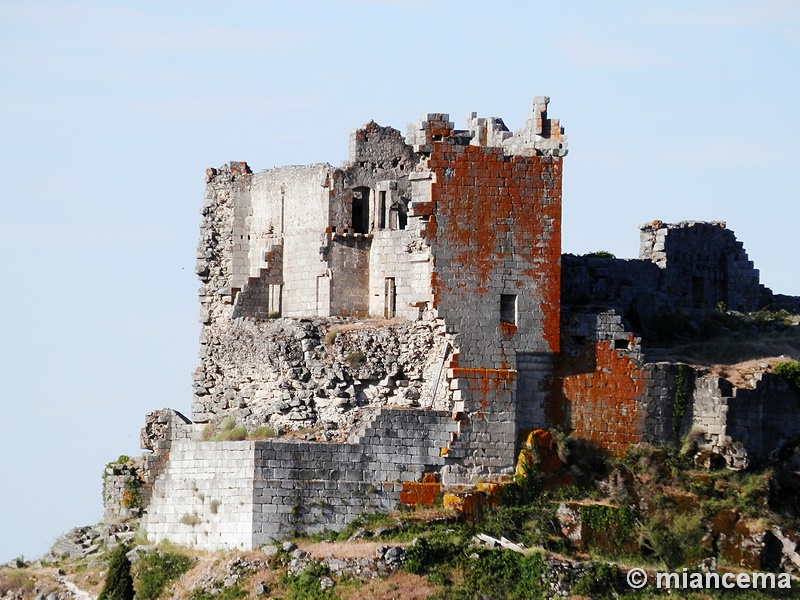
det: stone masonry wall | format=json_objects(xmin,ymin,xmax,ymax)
[
  {"xmin": 556, "ymin": 311, "xmax": 645, "ymax": 453},
  {"xmin": 691, "ymin": 373, "xmax": 800, "ymax": 465},
  {"xmin": 141, "ymin": 408, "xmax": 453, "ymax": 549},
  {"xmin": 405, "ymin": 99, "xmax": 565, "ymax": 482}
]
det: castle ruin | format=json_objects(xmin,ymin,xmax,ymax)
[{"xmin": 104, "ymin": 98, "xmax": 800, "ymax": 550}]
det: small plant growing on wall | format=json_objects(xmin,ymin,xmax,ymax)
[
  {"xmin": 180, "ymin": 513, "xmax": 200, "ymax": 526},
  {"xmin": 209, "ymin": 416, "xmax": 247, "ymax": 441},
  {"xmin": 672, "ymin": 363, "xmax": 694, "ymax": 439},
  {"xmin": 346, "ymin": 350, "xmax": 366, "ymax": 369},
  {"xmin": 775, "ymin": 361, "xmax": 800, "ymax": 394},
  {"xmin": 122, "ymin": 478, "xmax": 143, "ymax": 510}
]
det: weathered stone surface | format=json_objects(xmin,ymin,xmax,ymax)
[{"xmin": 105, "ymin": 96, "xmax": 800, "ymax": 553}]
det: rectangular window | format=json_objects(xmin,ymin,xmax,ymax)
[
  {"xmin": 379, "ymin": 191, "xmax": 387, "ymax": 229},
  {"xmin": 500, "ymin": 294, "xmax": 517, "ymax": 325}
]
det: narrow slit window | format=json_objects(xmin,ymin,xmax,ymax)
[
  {"xmin": 500, "ymin": 294, "xmax": 517, "ymax": 325},
  {"xmin": 384, "ymin": 277, "xmax": 396, "ymax": 319}
]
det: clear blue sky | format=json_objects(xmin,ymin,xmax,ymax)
[{"xmin": 1, "ymin": 0, "xmax": 798, "ymax": 562}]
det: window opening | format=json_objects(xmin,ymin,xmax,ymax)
[
  {"xmin": 379, "ymin": 191, "xmax": 387, "ymax": 229},
  {"xmin": 500, "ymin": 294, "xmax": 517, "ymax": 325},
  {"xmin": 352, "ymin": 187, "xmax": 370, "ymax": 234}
]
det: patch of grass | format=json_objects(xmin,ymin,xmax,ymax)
[
  {"xmin": 248, "ymin": 426, "xmax": 277, "ymax": 440},
  {"xmin": 210, "ymin": 499, "xmax": 221, "ymax": 514},
  {"xmin": 447, "ymin": 549, "xmax": 547, "ymax": 599},
  {"xmin": 133, "ymin": 550, "xmax": 193, "ymax": 600},
  {"xmin": 280, "ymin": 561, "xmax": 335, "ymax": 600},
  {"xmin": 0, "ymin": 569, "xmax": 35, "ymax": 596},
  {"xmin": 209, "ymin": 417, "xmax": 248, "ymax": 442}
]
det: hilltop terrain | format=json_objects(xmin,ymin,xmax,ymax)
[{"xmin": 4, "ymin": 311, "xmax": 800, "ymax": 599}]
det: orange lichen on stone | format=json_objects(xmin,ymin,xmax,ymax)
[
  {"xmin": 400, "ymin": 481, "xmax": 442, "ymax": 507},
  {"xmin": 475, "ymin": 481, "xmax": 504, "ymax": 507},
  {"xmin": 560, "ymin": 341, "xmax": 645, "ymax": 454},
  {"xmin": 516, "ymin": 429, "xmax": 564, "ymax": 476},
  {"xmin": 442, "ymin": 491, "xmax": 481, "ymax": 521},
  {"xmin": 424, "ymin": 143, "xmax": 562, "ymax": 354}
]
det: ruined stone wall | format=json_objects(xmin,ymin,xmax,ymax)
[
  {"xmin": 639, "ymin": 363, "xmax": 688, "ymax": 446},
  {"xmin": 556, "ymin": 311, "xmax": 645, "ymax": 453},
  {"xmin": 556, "ymin": 305, "xmax": 800, "ymax": 463},
  {"xmin": 560, "ymin": 254, "xmax": 661, "ymax": 315},
  {"xmin": 367, "ymin": 229, "xmax": 432, "ymax": 320},
  {"xmin": 327, "ymin": 235, "xmax": 371, "ymax": 317},
  {"xmin": 191, "ymin": 315, "xmax": 449, "ymax": 432},
  {"xmin": 772, "ymin": 294, "xmax": 800, "ymax": 314},
  {"xmin": 639, "ymin": 220, "xmax": 763, "ymax": 312},
  {"xmin": 691, "ymin": 373, "xmax": 800, "ymax": 465}
]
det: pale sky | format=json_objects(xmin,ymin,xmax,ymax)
[{"xmin": 1, "ymin": 0, "xmax": 799, "ymax": 562}]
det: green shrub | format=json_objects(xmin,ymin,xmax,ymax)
[
  {"xmin": 642, "ymin": 512, "xmax": 706, "ymax": 570},
  {"xmin": 98, "ymin": 544, "xmax": 134, "ymax": 600},
  {"xmin": 209, "ymin": 417, "xmax": 247, "ymax": 441},
  {"xmin": 582, "ymin": 250, "xmax": 616, "ymax": 259},
  {"xmin": 280, "ymin": 561, "xmax": 335, "ymax": 600},
  {"xmin": 405, "ymin": 530, "xmax": 468, "ymax": 574},
  {"xmin": 456, "ymin": 550, "xmax": 546, "ymax": 599},
  {"xmin": 572, "ymin": 562, "xmax": 620, "ymax": 598},
  {"xmin": 122, "ymin": 478, "xmax": 143, "ymax": 509},
  {"xmin": 134, "ymin": 550, "xmax": 193, "ymax": 600},
  {"xmin": 212, "ymin": 427, "xmax": 247, "ymax": 441},
  {"xmin": 775, "ymin": 361, "xmax": 800, "ymax": 394}
]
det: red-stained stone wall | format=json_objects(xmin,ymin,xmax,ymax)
[
  {"xmin": 559, "ymin": 340, "xmax": 645, "ymax": 454},
  {"xmin": 416, "ymin": 129, "xmax": 563, "ymax": 481}
]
